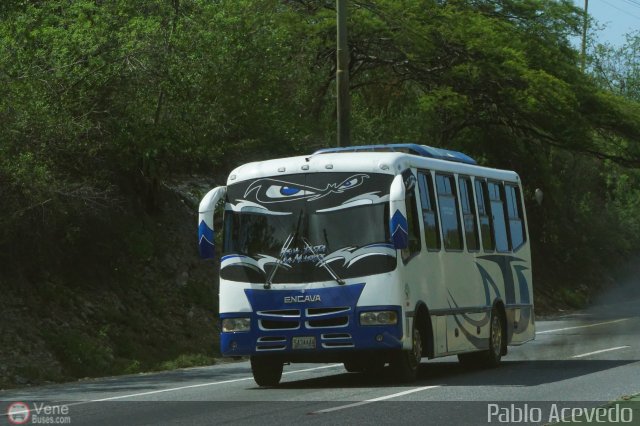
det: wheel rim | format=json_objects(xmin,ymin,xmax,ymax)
[
  {"xmin": 410, "ymin": 327, "xmax": 422, "ymax": 369},
  {"xmin": 491, "ymin": 314, "xmax": 502, "ymax": 357}
]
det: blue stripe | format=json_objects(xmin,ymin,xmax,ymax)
[
  {"xmin": 198, "ymin": 220, "xmax": 215, "ymax": 259},
  {"xmin": 390, "ymin": 209, "xmax": 408, "ymax": 249}
]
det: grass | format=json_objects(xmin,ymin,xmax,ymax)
[
  {"xmin": 559, "ymin": 287, "xmax": 589, "ymax": 309},
  {"xmin": 156, "ymin": 354, "xmax": 217, "ymax": 371}
]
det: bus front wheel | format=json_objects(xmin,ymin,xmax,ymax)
[
  {"xmin": 391, "ymin": 322, "xmax": 422, "ymax": 382},
  {"xmin": 250, "ymin": 356, "xmax": 283, "ymax": 387},
  {"xmin": 344, "ymin": 357, "xmax": 386, "ymax": 374}
]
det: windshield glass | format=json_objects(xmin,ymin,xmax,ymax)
[{"xmin": 221, "ymin": 172, "xmax": 396, "ymax": 283}]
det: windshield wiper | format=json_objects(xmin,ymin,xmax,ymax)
[
  {"xmin": 264, "ymin": 210, "xmax": 303, "ymax": 289},
  {"xmin": 302, "ymin": 237, "xmax": 345, "ymax": 285},
  {"xmin": 264, "ymin": 234, "xmax": 294, "ymax": 289}
]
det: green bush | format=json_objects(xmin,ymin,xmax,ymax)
[
  {"xmin": 157, "ymin": 354, "xmax": 216, "ymax": 371},
  {"xmin": 48, "ymin": 330, "xmax": 115, "ymax": 378}
]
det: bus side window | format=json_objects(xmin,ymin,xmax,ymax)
[
  {"xmin": 418, "ymin": 171, "xmax": 441, "ymax": 251},
  {"xmin": 435, "ymin": 174, "xmax": 463, "ymax": 251},
  {"xmin": 505, "ymin": 184, "xmax": 526, "ymax": 250},
  {"xmin": 488, "ymin": 181, "xmax": 510, "ymax": 252},
  {"xmin": 402, "ymin": 183, "xmax": 422, "ymax": 261},
  {"xmin": 458, "ymin": 176, "xmax": 479, "ymax": 251},
  {"xmin": 474, "ymin": 179, "xmax": 495, "ymax": 251}
]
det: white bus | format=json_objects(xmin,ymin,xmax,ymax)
[{"xmin": 198, "ymin": 144, "xmax": 534, "ymax": 386}]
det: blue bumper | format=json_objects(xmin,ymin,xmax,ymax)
[{"xmin": 219, "ymin": 283, "xmax": 403, "ymax": 357}]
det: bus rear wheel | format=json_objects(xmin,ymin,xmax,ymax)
[
  {"xmin": 250, "ymin": 356, "xmax": 283, "ymax": 387},
  {"xmin": 485, "ymin": 308, "xmax": 504, "ymax": 367},
  {"xmin": 457, "ymin": 308, "xmax": 504, "ymax": 368}
]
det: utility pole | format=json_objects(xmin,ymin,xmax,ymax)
[
  {"xmin": 336, "ymin": 0, "xmax": 350, "ymax": 147},
  {"xmin": 581, "ymin": 0, "xmax": 589, "ymax": 72}
]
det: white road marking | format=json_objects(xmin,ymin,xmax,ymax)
[
  {"xmin": 90, "ymin": 377, "xmax": 253, "ymax": 402},
  {"xmin": 312, "ymin": 385, "xmax": 441, "ymax": 414},
  {"xmin": 90, "ymin": 363, "xmax": 342, "ymax": 402},
  {"xmin": 572, "ymin": 346, "xmax": 630, "ymax": 358},
  {"xmin": 536, "ymin": 318, "xmax": 630, "ymax": 334},
  {"xmin": 0, "ymin": 363, "xmax": 345, "ymax": 416}
]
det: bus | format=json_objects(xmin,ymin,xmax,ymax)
[{"xmin": 198, "ymin": 143, "xmax": 534, "ymax": 386}]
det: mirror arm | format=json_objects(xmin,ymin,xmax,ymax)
[
  {"xmin": 198, "ymin": 186, "xmax": 227, "ymax": 259},
  {"xmin": 389, "ymin": 174, "xmax": 409, "ymax": 250}
]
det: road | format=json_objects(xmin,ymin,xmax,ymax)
[{"xmin": 2, "ymin": 299, "xmax": 639, "ymax": 425}]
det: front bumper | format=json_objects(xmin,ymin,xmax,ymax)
[{"xmin": 220, "ymin": 304, "xmax": 403, "ymax": 357}]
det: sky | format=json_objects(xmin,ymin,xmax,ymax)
[{"xmin": 573, "ymin": 0, "xmax": 640, "ymax": 46}]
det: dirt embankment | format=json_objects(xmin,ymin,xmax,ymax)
[{"xmin": 0, "ymin": 177, "xmax": 221, "ymax": 389}]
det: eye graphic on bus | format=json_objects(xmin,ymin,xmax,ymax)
[
  {"xmin": 280, "ymin": 186, "xmax": 301, "ymax": 196},
  {"xmin": 336, "ymin": 174, "xmax": 367, "ymax": 191},
  {"xmin": 264, "ymin": 184, "xmax": 314, "ymax": 200},
  {"xmin": 244, "ymin": 174, "xmax": 370, "ymax": 203}
]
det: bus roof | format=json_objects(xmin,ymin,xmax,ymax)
[
  {"xmin": 227, "ymin": 147, "xmax": 519, "ymax": 185},
  {"xmin": 313, "ymin": 143, "xmax": 477, "ymax": 165}
]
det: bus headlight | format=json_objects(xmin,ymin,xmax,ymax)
[
  {"xmin": 222, "ymin": 318, "xmax": 251, "ymax": 332},
  {"xmin": 360, "ymin": 311, "xmax": 398, "ymax": 326}
]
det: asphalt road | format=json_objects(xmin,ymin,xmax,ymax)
[{"xmin": 2, "ymin": 298, "xmax": 639, "ymax": 426}]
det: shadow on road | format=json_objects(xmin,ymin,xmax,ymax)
[
  {"xmin": 0, "ymin": 365, "xmax": 254, "ymax": 398},
  {"xmin": 273, "ymin": 359, "xmax": 637, "ymax": 390}
]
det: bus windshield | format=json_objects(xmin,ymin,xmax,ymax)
[{"xmin": 221, "ymin": 172, "xmax": 396, "ymax": 283}]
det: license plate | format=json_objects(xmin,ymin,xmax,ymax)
[{"xmin": 292, "ymin": 336, "xmax": 316, "ymax": 350}]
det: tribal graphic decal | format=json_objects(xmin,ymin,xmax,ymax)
[
  {"xmin": 320, "ymin": 244, "xmax": 396, "ymax": 268},
  {"xmin": 477, "ymin": 255, "xmax": 526, "ymax": 305},
  {"xmin": 220, "ymin": 254, "xmax": 289, "ymax": 274},
  {"xmin": 222, "ymin": 244, "xmax": 396, "ymax": 273},
  {"xmin": 221, "ymin": 172, "xmax": 397, "ymax": 282},
  {"xmin": 244, "ymin": 174, "xmax": 369, "ymax": 203},
  {"xmin": 315, "ymin": 192, "xmax": 389, "ymax": 213},
  {"xmin": 447, "ymin": 255, "xmax": 533, "ymax": 348},
  {"xmin": 225, "ymin": 200, "xmax": 292, "ymax": 215}
]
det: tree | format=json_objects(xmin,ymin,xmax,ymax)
[{"xmin": 2, "ymin": 0, "xmax": 640, "ymax": 293}]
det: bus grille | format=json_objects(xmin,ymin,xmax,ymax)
[
  {"xmin": 321, "ymin": 333, "xmax": 354, "ymax": 348},
  {"xmin": 256, "ymin": 336, "xmax": 287, "ymax": 351},
  {"xmin": 257, "ymin": 309, "xmax": 301, "ymax": 318},
  {"xmin": 254, "ymin": 306, "xmax": 354, "ymax": 350},
  {"xmin": 306, "ymin": 316, "xmax": 349, "ymax": 328},
  {"xmin": 306, "ymin": 307, "xmax": 349, "ymax": 316},
  {"xmin": 259, "ymin": 319, "xmax": 300, "ymax": 330}
]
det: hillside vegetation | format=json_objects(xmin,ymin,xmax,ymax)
[{"xmin": 1, "ymin": 0, "xmax": 640, "ymax": 387}]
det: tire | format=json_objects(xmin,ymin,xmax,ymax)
[
  {"xmin": 250, "ymin": 356, "xmax": 283, "ymax": 387},
  {"xmin": 362, "ymin": 359, "xmax": 386, "ymax": 375},
  {"xmin": 485, "ymin": 308, "xmax": 504, "ymax": 367},
  {"xmin": 344, "ymin": 358, "xmax": 386, "ymax": 374},
  {"xmin": 390, "ymin": 320, "xmax": 422, "ymax": 382},
  {"xmin": 344, "ymin": 361, "xmax": 364, "ymax": 373},
  {"xmin": 457, "ymin": 308, "xmax": 504, "ymax": 368}
]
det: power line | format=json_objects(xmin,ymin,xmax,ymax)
[
  {"xmin": 600, "ymin": 0, "xmax": 640, "ymax": 20},
  {"xmin": 621, "ymin": 0, "xmax": 640, "ymax": 10}
]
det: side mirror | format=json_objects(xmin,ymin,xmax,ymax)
[
  {"xmin": 534, "ymin": 188, "xmax": 544, "ymax": 206},
  {"xmin": 389, "ymin": 174, "xmax": 408, "ymax": 250},
  {"xmin": 198, "ymin": 186, "xmax": 227, "ymax": 259}
]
